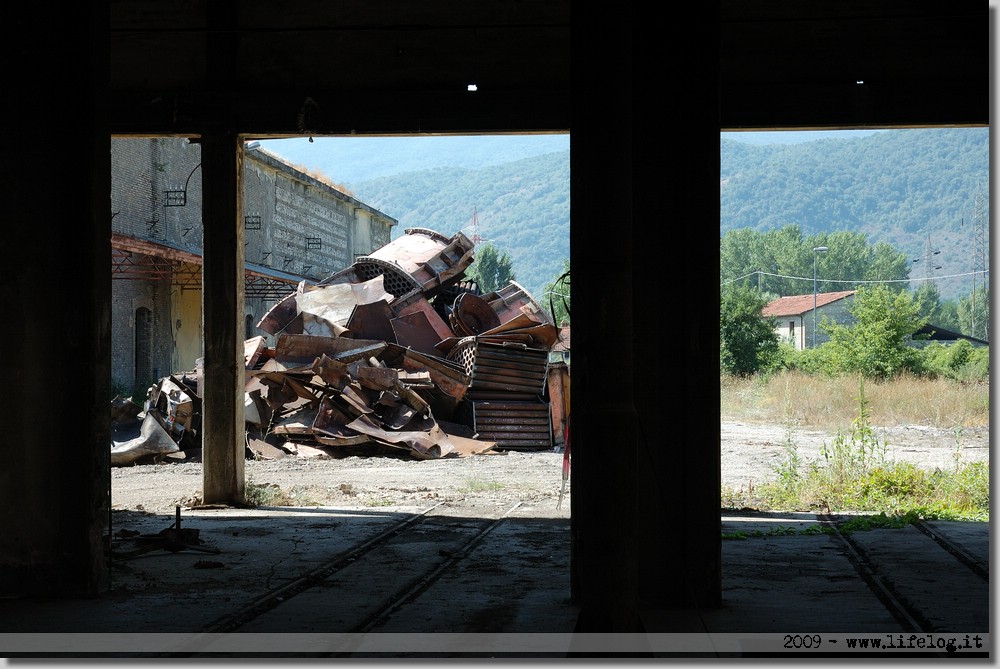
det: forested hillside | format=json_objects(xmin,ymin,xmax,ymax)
[
  {"xmin": 351, "ymin": 151, "xmax": 570, "ymax": 301},
  {"xmin": 721, "ymin": 128, "xmax": 989, "ymax": 299}
]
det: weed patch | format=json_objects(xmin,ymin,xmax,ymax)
[{"xmin": 722, "ymin": 375, "xmax": 989, "ymax": 522}]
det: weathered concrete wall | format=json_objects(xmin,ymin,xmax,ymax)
[{"xmin": 109, "ymin": 138, "xmax": 397, "ymax": 387}]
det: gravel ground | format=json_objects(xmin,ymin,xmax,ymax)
[{"xmin": 111, "ymin": 421, "xmax": 990, "ymax": 513}]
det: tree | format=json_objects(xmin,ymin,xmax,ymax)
[
  {"xmin": 467, "ymin": 242, "xmax": 516, "ymax": 293},
  {"xmin": 542, "ymin": 259, "xmax": 570, "ymax": 325},
  {"xmin": 720, "ymin": 285, "xmax": 780, "ymax": 377},
  {"xmin": 935, "ymin": 298, "xmax": 962, "ymax": 333},
  {"xmin": 822, "ymin": 284, "xmax": 927, "ymax": 380},
  {"xmin": 720, "ymin": 224, "xmax": 911, "ymax": 298},
  {"xmin": 912, "ymin": 280, "xmax": 942, "ymax": 323}
]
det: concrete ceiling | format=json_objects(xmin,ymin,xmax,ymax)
[
  {"xmin": 109, "ymin": 0, "xmax": 572, "ymax": 135},
  {"xmin": 110, "ymin": 1, "xmax": 986, "ymax": 136}
]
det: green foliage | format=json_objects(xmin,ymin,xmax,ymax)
[
  {"xmin": 957, "ymin": 286, "xmax": 990, "ymax": 341},
  {"xmin": 720, "ymin": 285, "xmax": 781, "ymax": 377},
  {"xmin": 725, "ymin": 376, "xmax": 990, "ymax": 521},
  {"xmin": 542, "ymin": 260, "xmax": 571, "ymax": 325},
  {"xmin": 467, "ymin": 242, "xmax": 516, "ymax": 293},
  {"xmin": 720, "ymin": 224, "xmax": 911, "ymax": 297},
  {"xmin": 918, "ymin": 341, "xmax": 990, "ymax": 383},
  {"xmin": 721, "ymin": 128, "xmax": 989, "ymax": 302},
  {"xmin": 822, "ymin": 285, "xmax": 926, "ymax": 380},
  {"xmin": 820, "ymin": 377, "xmax": 888, "ymax": 483},
  {"xmin": 912, "ymin": 281, "xmax": 942, "ymax": 322},
  {"xmin": 920, "ymin": 340, "xmax": 971, "ymax": 378}
]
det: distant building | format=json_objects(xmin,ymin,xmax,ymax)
[
  {"xmin": 761, "ymin": 290, "xmax": 856, "ymax": 350},
  {"xmin": 912, "ymin": 324, "xmax": 989, "ymax": 348}
]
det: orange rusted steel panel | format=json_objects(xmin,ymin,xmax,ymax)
[
  {"xmin": 449, "ymin": 291, "xmax": 501, "ymax": 336},
  {"xmin": 362, "ymin": 228, "xmax": 475, "ymax": 296},
  {"xmin": 448, "ymin": 339, "xmax": 549, "ymax": 395},
  {"xmin": 391, "ymin": 311, "xmax": 447, "ymax": 357},
  {"xmin": 346, "ymin": 300, "xmax": 397, "ymax": 342},
  {"xmin": 274, "ymin": 333, "xmax": 387, "ymax": 367},
  {"xmin": 391, "ymin": 292, "xmax": 454, "ymax": 342},
  {"xmin": 546, "ymin": 361, "xmax": 570, "ymax": 448},
  {"xmin": 484, "ymin": 281, "xmax": 552, "ymax": 326}
]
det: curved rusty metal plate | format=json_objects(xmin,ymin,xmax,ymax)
[{"xmin": 450, "ymin": 291, "xmax": 501, "ymax": 336}]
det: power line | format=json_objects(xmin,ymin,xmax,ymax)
[{"xmin": 720, "ymin": 269, "xmax": 988, "ymax": 288}]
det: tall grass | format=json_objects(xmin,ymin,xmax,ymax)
[
  {"xmin": 721, "ymin": 370, "xmax": 989, "ymax": 431},
  {"xmin": 721, "ymin": 370, "xmax": 990, "ymax": 522}
]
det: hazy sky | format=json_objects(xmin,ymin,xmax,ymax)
[{"xmin": 720, "ymin": 129, "xmax": 888, "ymax": 145}]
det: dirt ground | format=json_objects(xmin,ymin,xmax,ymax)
[{"xmin": 110, "ymin": 421, "xmax": 990, "ymax": 514}]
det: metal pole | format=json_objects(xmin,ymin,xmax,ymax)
[
  {"xmin": 812, "ymin": 246, "xmax": 828, "ymax": 348},
  {"xmin": 813, "ymin": 255, "xmax": 817, "ymax": 348}
]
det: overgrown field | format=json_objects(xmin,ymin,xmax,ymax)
[
  {"xmin": 720, "ymin": 371, "xmax": 989, "ymax": 522},
  {"xmin": 721, "ymin": 370, "xmax": 989, "ymax": 431}
]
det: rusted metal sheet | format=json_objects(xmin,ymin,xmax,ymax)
[
  {"xmin": 274, "ymin": 333, "xmax": 386, "ymax": 367},
  {"xmin": 345, "ymin": 412, "xmax": 455, "ymax": 459},
  {"xmin": 391, "ymin": 310, "xmax": 449, "ymax": 356},
  {"xmin": 394, "ymin": 346, "xmax": 470, "ymax": 400},
  {"xmin": 116, "ymin": 227, "xmax": 566, "ymax": 463},
  {"xmin": 546, "ymin": 361, "xmax": 570, "ymax": 449},
  {"xmin": 391, "ymin": 290, "xmax": 454, "ymax": 342},
  {"xmin": 256, "ymin": 284, "xmax": 304, "ymax": 335},
  {"xmin": 484, "ymin": 281, "xmax": 552, "ymax": 326},
  {"xmin": 449, "ymin": 291, "xmax": 501, "ymax": 336},
  {"xmin": 244, "ymin": 335, "xmax": 268, "ymax": 369},
  {"xmin": 346, "ymin": 299, "xmax": 397, "ymax": 342},
  {"xmin": 297, "ymin": 276, "xmax": 393, "ymax": 337},
  {"xmin": 111, "ymin": 412, "xmax": 182, "ymax": 465},
  {"xmin": 447, "ymin": 338, "xmax": 549, "ymax": 395},
  {"xmin": 457, "ymin": 399, "xmax": 553, "ymax": 451}
]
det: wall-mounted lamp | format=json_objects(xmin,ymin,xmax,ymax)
[{"xmin": 163, "ymin": 162, "xmax": 202, "ymax": 207}]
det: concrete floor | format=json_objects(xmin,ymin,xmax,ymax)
[{"xmin": 0, "ymin": 508, "xmax": 989, "ymax": 659}]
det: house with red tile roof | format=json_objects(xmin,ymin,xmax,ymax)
[{"xmin": 761, "ymin": 290, "xmax": 856, "ymax": 350}]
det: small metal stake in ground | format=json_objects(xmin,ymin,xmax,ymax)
[{"xmin": 557, "ymin": 418, "xmax": 570, "ymax": 510}]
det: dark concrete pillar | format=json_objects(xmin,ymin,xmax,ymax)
[
  {"xmin": 0, "ymin": 2, "xmax": 111, "ymax": 596},
  {"xmin": 634, "ymin": 4, "xmax": 723, "ymax": 612},
  {"xmin": 570, "ymin": 0, "xmax": 722, "ymax": 629},
  {"xmin": 200, "ymin": 0, "xmax": 245, "ymax": 506},
  {"xmin": 570, "ymin": 0, "xmax": 641, "ymax": 632}
]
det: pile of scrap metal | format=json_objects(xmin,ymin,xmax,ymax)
[{"xmin": 110, "ymin": 228, "xmax": 565, "ymax": 466}]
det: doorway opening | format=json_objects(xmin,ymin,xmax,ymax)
[{"xmin": 718, "ymin": 126, "xmax": 989, "ymax": 519}]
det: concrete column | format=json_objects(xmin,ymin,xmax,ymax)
[
  {"xmin": 569, "ymin": 0, "xmax": 641, "ymax": 633},
  {"xmin": 201, "ymin": 132, "xmax": 246, "ymax": 505},
  {"xmin": 0, "ymin": 1, "xmax": 111, "ymax": 596}
]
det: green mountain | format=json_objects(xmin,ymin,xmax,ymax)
[
  {"xmin": 721, "ymin": 128, "xmax": 989, "ymax": 300},
  {"xmin": 259, "ymin": 135, "xmax": 570, "ymax": 185},
  {"xmin": 351, "ymin": 151, "xmax": 571, "ymax": 302}
]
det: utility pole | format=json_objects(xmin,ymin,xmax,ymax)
[
  {"xmin": 971, "ymin": 184, "xmax": 987, "ymax": 340},
  {"xmin": 812, "ymin": 246, "xmax": 828, "ymax": 348}
]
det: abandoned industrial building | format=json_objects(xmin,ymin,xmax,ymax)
[
  {"xmin": 0, "ymin": 0, "xmax": 987, "ymax": 658},
  {"xmin": 111, "ymin": 138, "xmax": 397, "ymax": 394}
]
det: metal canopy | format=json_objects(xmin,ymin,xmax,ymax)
[{"xmin": 111, "ymin": 232, "xmax": 308, "ymax": 300}]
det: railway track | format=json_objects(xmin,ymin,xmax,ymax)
[
  {"xmin": 198, "ymin": 500, "xmax": 528, "ymax": 636},
  {"xmin": 820, "ymin": 515, "xmax": 989, "ymax": 634}
]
